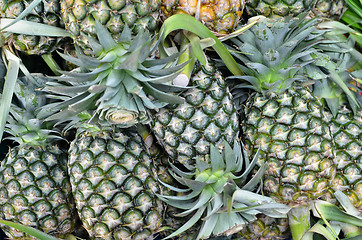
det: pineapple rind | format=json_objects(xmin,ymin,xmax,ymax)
[
  {"xmin": 151, "ymin": 63, "xmax": 239, "ymax": 166},
  {"xmin": 244, "ymin": 0, "xmax": 315, "ymax": 18},
  {"xmin": 0, "ymin": 0, "xmax": 67, "ymax": 55},
  {"xmin": 325, "ymin": 107, "xmax": 362, "ymax": 211},
  {"xmin": 243, "ymin": 88, "xmax": 335, "ymax": 203},
  {"xmin": 234, "ymin": 215, "xmax": 290, "ymax": 240},
  {"xmin": 310, "ymin": 0, "xmax": 347, "ymax": 20},
  {"xmin": 0, "ymin": 76, "xmax": 77, "ymax": 239},
  {"xmin": 60, "ymin": 0, "xmax": 161, "ymax": 50},
  {"xmin": 0, "ymin": 145, "xmax": 76, "ymax": 239},
  {"xmin": 245, "ymin": 0, "xmax": 346, "ymax": 19},
  {"xmin": 68, "ymin": 129, "xmax": 164, "ymax": 239}
]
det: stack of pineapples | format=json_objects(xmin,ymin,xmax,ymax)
[{"xmin": 0, "ymin": 0, "xmax": 361, "ymax": 240}]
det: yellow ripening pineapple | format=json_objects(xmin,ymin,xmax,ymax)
[{"xmin": 161, "ymin": 0, "xmax": 245, "ymax": 34}]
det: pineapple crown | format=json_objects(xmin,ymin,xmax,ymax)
[
  {"xmin": 158, "ymin": 140, "xmax": 291, "ymax": 240},
  {"xmin": 4, "ymin": 75, "xmax": 62, "ymax": 147},
  {"xmin": 302, "ymin": 27, "xmax": 362, "ymax": 116},
  {"xmin": 41, "ymin": 21, "xmax": 188, "ymax": 128},
  {"xmin": 226, "ymin": 14, "xmax": 327, "ymax": 96}
]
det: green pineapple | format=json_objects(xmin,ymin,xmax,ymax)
[
  {"xmin": 310, "ymin": 0, "xmax": 347, "ymax": 19},
  {"xmin": 327, "ymin": 106, "xmax": 362, "ymax": 210},
  {"xmin": 244, "ymin": 0, "xmax": 346, "ymax": 19},
  {"xmin": 39, "ymin": 21, "xmax": 187, "ymax": 240},
  {"xmin": 60, "ymin": 0, "xmax": 162, "ymax": 50},
  {"xmin": 0, "ymin": 0, "xmax": 68, "ymax": 55},
  {"xmin": 300, "ymin": 29, "xmax": 362, "ymax": 211},
  {"xmin": 226, "ymin": 15, "xmax": 337, "ymax": 239},
  {"xmin": 244, "ymin": 0, "xmax": 316, "ymax": 18},
  {"xmin": 154, "ymin": 1, "xmax": 246, "ymax": 168},
  {"xmin": 229, "ymin": 15, "xmax": 336, "ymax": 204},
  {"xmin": 308, "ymin": 45, "xmax": 362, "ymax": 211},
  {"xmin": 245, "ymin": 89, "xmax": 335, "ymax": 201},
  {"xmin": 151, "ymin": 60, "xmax": 239, "ymax": 167},
  {"xmin": 68, "ymin": 125, "xmax": 164, "ymax": 239},
  {"xmin": 0, "ymin": 76, "xmax": 77, "ymax": 239},
  {"xmin": 237, "ymin": 215, "xmax": 290, "ymax": 239}
]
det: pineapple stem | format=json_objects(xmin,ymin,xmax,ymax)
[
  {"xmin": 288, "ymin": 205, "xmax": 311, "ymax": 240},
  {"xmin": 195, "ymin": 0, "xmax": 201, "ymax": 21},
  {"xmin": 173, "ymin": 32, "xmax": 196, "ymax": 87},
  {"xmin": 159, "ymin": 14, "xmax": 244, "ymax": 76}
]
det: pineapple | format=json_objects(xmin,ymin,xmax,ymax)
[
  {"xmin": 226, "ymin": 15, "xmax": 336, "ymax": 239},
  {"xmin": 327, "ymin": 106, "xmax": 362, "ymax": 210},
  {"xmin": 228, "ymin": 15, "xmax": 335, "ymax": 204},
  {"xmin": 244, "ymin": 0, "xmax": 316, "ymax": 18},
  {"xmin": 151, "ymin": 60, "xmax": 240, "ymax": 167},
  {"xmin": 307, "ymin": 40, "xmax": 362, "ymax": 210},
  {"xmin": 244, "ymin": 88, "xmax": 335, "ymax": 202},
  {"xmin": 68, "ymin": 125, "xmax": 164, "ymax": 239},
  {"xmin": 39, "ymin": 21, "xmax": 187, "ymax": 240},
  {"xmin": 60, "ymin": 0, "xmax": 162, "ymax": 50},
  {"xmin": 244, "ymin": 0, "xmax": 346, "ymax": 19},
  {"xmin": 0, "ymin": 0, "xmax": 68, "ymax": 55},
  {"xmin": 160, "ymin": 0, "xmax": 245, "ymax": 34},
  {"xmin": 154, "ymin": 1, "xmax": 245, "ymax": 167},
  {"xmin": 310, "ymin": 0, "xmax": 347, "ymax": 20},
  {"xmin": 237, "ymin": 215, "xmax": 290, "ymax": 239},
  {"xmin": 0, "ymin": 75, "xmax": 77, "ymax": 239}
]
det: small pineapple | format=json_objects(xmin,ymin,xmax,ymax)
[
  {"xmin": 0, "ymin": 75, "xmax": 77, "ymax": 239},
  {"xmin": 0, "ymin": 0, "xmax": 68, "ymax": 55},
  {"xmin": 161, "ymin": 0, "xmax": 245, "ymax": 34}
]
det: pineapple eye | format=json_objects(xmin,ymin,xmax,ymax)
[
  {"xmin": 48, "ymin": 190, "xmax": 67, "ymax": 205},
  {"xmin": 13, "ymin": 195, "xmax": 28, "ymax": 207},
  {"xmin": 3, "ymin": 203, "xmax": 16, "ymax": 218},
  {"xmin": 135, "ymin": 192, "xmax": 153, "ymax": 212},
  {"xmin": 123, "ymin": 208, "xmax": 143, "ymax": 230},
  {"xmin": 18, "ymin": 210, "xmax": 37, "ymax": 225},
  {"xmin": 93, "ymin": 222, "xmax": 110, "ymax": 237}
]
